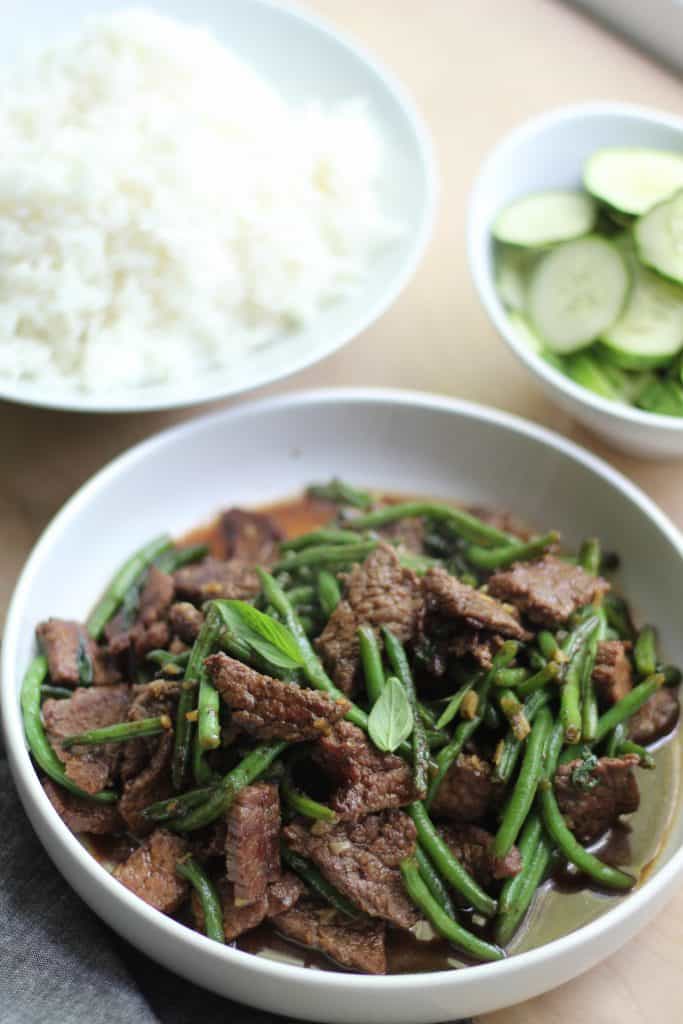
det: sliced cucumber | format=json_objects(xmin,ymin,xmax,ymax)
[
  {"xmin": 507, "ymin": 310, "xmax": 542, "ymax": 352},
  {"xmin": 600, "ymin": 260, "xmax": 683, "ymax": 368},
  {"xmin": 634, "ymin": 188, "xmax": 683, "ymax": 285},
  {"xmin": 584, "ymin": 148, "xmax": 683, "ymax": 216},
  {"xmin": 564, "ymin": 350, "xmax": 627, "ymax": 402},
  {"xmin": 636, "ymin": 378, "xmax": 683, "ymax": 417},
  {"xmin": 492, "ymin": 190, "xmax": 596, "ymax": 248},
  {"xmin": 495, "ymin": 247, "xmax": 536, "ymax": 311},
  {"xmin": 527, "ymin": 236, "xmax": 630, "ymax": 353}
]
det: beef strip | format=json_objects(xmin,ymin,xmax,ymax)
[
  {"xmin": 218, "ymin": 508, "xmax": 283, "ymax": 565},
  {"xmin": 42, "ymin": 778, "xmax": 124, "ymax": 835},
  {"xmin": 36, "ymin": 617, "xmax": 119, "ymax": 686},
  {"xmin": 448, "ymin": 630, "xmax": 505, "ymax": 670},
  {"xmin": 592, "ymin": 641, "xmax": 633, "ymax": 706},
  {"xmin": 206, "ymin": 653, "xmax": 350, "ymax": 741},
  {"xmin": 430, "ymin": 753, "xmax": 503, "ymax": 823},
  {"xmin": 42, "ymin": 684, "xmax": 131, "ymax": 794},
  {"xmin": 313, "ymin": 721, "xmax": 418, "ymax": 819},
  {"xmin": 192, "ymin": 873, "xmax": 304, "ymax": 942},
  {"xmin": 273, "ymin": 898, "xmax": 387, "ymax": 975},
  {"xmin": 628, "ymin": 687, "xmax": 680, "ymax": 746},
  {"xmin": 422, "ymin": 567, "xmax": 530, "ymax": 641},
  {"xmin": 104, "ymin": 567, "xmax": 174, "ymax": 657},
  {"xmin": 118, "ymin": 679, "xmax": 179, "ymax": 833},
  {"xmin": 266, "ymin": 872, "xmax": 306, "ymax": 916},
  {"xmin": 113, "ymin": 829, "xmax": 189, "ymax": 913},
  {"xmin": 438, "ymin": 823, "xmax": 522, "ymax": 885},
  {"xmin": 173, "ymin": 557, "xmax": 260, "ymax": 605},
  {"xmin": 226, "ymin": 782, "xmax": 281, "ymax": 905},
  {"xmin": 168, "ymin": 602, "xmax": 204, "ymax": 644},
  {"xmin": 283, "ymin": 810, "xmax": 419, "ymax": 928},
  {"xmin": 554, "ymin": 755, "xmax": 640, "ymax": 844},
  {"xmin": 487, "ymin": 555, "xmax": 610, "ymax": 627},
  {"xmin": 316, "ymin": 543, "xmax": 422, "ymax": 694}
]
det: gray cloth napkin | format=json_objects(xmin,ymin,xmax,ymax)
[{"xmin": 0, "ymin": 749, "xmax": 469, "ymax": 1024}]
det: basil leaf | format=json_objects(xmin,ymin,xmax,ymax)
[
  {"xmin": 214, "ymin": 601, "xmax": 304, "ymax": 670},
  {"xmin": 368, "ymin": 675, "xmax": 413, "ymax": 753}
]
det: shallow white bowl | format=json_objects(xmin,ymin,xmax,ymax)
[
  {"xmin": 4, "ymin": 389, "xmax": 683, "ymax": 1021},
  {"xmin": 0, "ymin": 0, "xmax": 435, "ymax": 413},
  {"xmin": 468, "ymin": 101, "xmax": 683, "ymax": 459}
]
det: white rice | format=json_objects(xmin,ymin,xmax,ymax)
[{"xmin": 0, "ymin": 9, "xmax": 398, "ymax": 392}]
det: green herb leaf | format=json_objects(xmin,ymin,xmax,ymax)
[
  {"xmin": 214, "ymin": 601, "xmax": 304, "ymax": 670},
  {"xmin": 367, "ymin": 675, "xmax": 414, "ymax": 753},
  {"xmin": 571, "ymin": 746, "xmax": 599, "ymax": 790}
]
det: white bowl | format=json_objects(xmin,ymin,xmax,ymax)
[
  {"xmin": 3, "ymin": 389, "xmax": 683, "ymax": 1021},
  {"xmin": 0, "ymin": 0, "xmax": 436, "ymax": 414},
  {"xmin": 468, "ymin": 101, "xmax": 683, "ymax": 459}
]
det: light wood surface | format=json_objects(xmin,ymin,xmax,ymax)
[{"xmin": 1, "ymin": 1, "xmax": 682, "ymax": 1020}]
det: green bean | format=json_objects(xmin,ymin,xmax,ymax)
[
  {"xmin": 257, "ymin": 570, "xmax": 368, "ymax": 732},
  {"xmin": 40, "ymin": 684, "xmax": 72, "ymax": 701},
  {"xmin": 281, "ymin": 529, "xmax": 361, "ymax": 552},
  {"xmin": 659, "ymin": 664, "xmax": 683, "ymax": 687},
  {"xmin": 578, "ymin": 537, "xmax": 601, "ymax": 576},
  {"xmin": 280, "ymin": 776, "xmax": 337, "ymax": 823},
  {"xmin": 346, "ymin": 501, "xmax": 513, "ymax": 548},
  {"xmin": 594, "ymin": 674, "xmax": 664, "ymax": 743},
  {"xmin": 484, "ymin": 702, "xmax": 502, "ymax": 731},
  {"xmin": 408, "ymin": 803, "xmax": 497, "ymax": 916},
  {"xmin": 494, "ymin": 707, "xmax": 552, "ymax": 859},
  {"xmin": 494, "ymin": 690, "xmax": 552, "ymax": 783},
  {"xmin": 358, "ymin": 625, "xmax": 385, "ymax": 706},
  {"xmin": 560, "ymin": 614, "xmax": 601, "ymax": 743},
  {"xmin": 196, "ymin": 609, "xmax": 224, "ymax": 754},
  {"xmin": 397, "ymin": 551, "xmax": 441, "ymax": 575},
  {"xmin": 604, "ymin": 722, "xmax": 626, "ymax": 758},
  {"xmin": 400, "ymin": 857, "xmax": 504, "ymax": 962},
  {"xmin": 539, "ymin": 722, "xmax": 634, "ymax": 890},
  {"xmin": 498, "ymin": 812, "xmax": 544, "ymax": 915},
  {"xmin": 281, "ymin": 845, "xmax": 361, "ymax": 918},
  {"xmin": 528, "ymin": 649, "xmax": 547, "ymax": 673},
  {"xmin": 516, "ymin": 661, "xmax": 560, "ymax": 700},
  {"xmin": 497, "ymin": 689, "xmax": 531, "ymax": 742},
  {"xmin": 435, "ymin": 675, "xmax": 479, "ymax": 731},
  {"xmin": 581, "ymin": 609, "xmax": 605, "ymax": 743},
  {"xmin": 496, "ymin": 825, "xmax": 553, "ymax": 946},
  {"xmin": 142, "ymin": 785, "xmax": 219, "ymax": 823},
  {"xmin": 383, "ymin": 628, "xmax": 429, "ymax": 799},
  {"xmin": 537, "ymin": 631, "xmax": 560, "ymax": 661},
  {"xmin": 306, "ymin": 478, "xmax": 372, "ymax": 510},
  {"xmin": 21, "ymin": 655, "xmax": 118, "ymax": 804},
  {"xmin": 273, "ymin": 541, "xmax": 377, "ymax": 575},
  {"xmin": 493, "ymin": 667, "xmax": 530, "ymax": 688},
  {"xmin": 616, "ymin": 739, "xmax": 655, "ymax": 768},
  {"xmin": 87, "ymin": 534, "xmax": 172, "ymax": 638},
  {"xmin": 426, "ymin": 729, "xmax": 450, "ymax": 750},
  {"xmin": 317, "ymin": 570, "xmax": 342, "ymax": 620},
  {"xmin": 172, "ymin": 604, "xmax": 222, "ymax": 789},
  {"xmin": 603, "ymin": 593, "xmax": 635, "ymax": 641},
  {"xmin": 62, "ymin": 715, "xmax": 171, "ymax": 749},
  {"xmin": 634, "ymin": 626, "xmax": 658, "ymax": 679},
  {"xmin": 155, "ymin": 543, "xmax": 209, "ymax": 575},
  {"xmin": 415, "ymin": 845, "xmax": 457, "ymax": 918},
  {"xmin": 284, "ymin": 584, "xmax": 316, "ymax": 606},
  {"xmin": 427, "ymin": 684, "xmax": 491, "ymax": 809},
  {"xmin": 176, "ymin": 857, "xmax": 224, "ymax": 943},
  {"xmin": 169, "ymin": 741, "xmax": 288, "ymax": 831},
  {"xmin": 464, "ymin": 531, "xmax": 559, "ymax": 571},
  {"xmin": 417, "ymin": 700, "xmax": 438, "ymax": 728},
  {"xmin": 146, "ymin": 649, "xmax": 191, "ymax": 670}
]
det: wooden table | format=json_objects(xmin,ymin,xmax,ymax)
[{"xmin": 1, "ymin": 1, "xmax": 682, "ymax": 1020}]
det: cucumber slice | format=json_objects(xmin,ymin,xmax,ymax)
[
  {"xmin": 584, "ymin": 148, "xmax": 683, "ymax": 216},
  {"xmin": 492, "ymin": 191, "xmax": 596, "ymax": 248},
  {"xmin": 507, "ymin": 310, "xmax": 542, "ymax": 352},
  {"xmin": 564, "ymin": 350, "xmax": 627, "ymax": 402},
  {"xmin": 636, "ymin": 378, "xmax": 683, "ymax": 417},
  {"xmin": 634, "ymin": 188, "xmax": 683, "ymax": 285},
  {"xmin": 495, "ymin": 247, "xmax": 535, "ymax": 311},
  {"xmin": 601, "ymin": 260, "xmax": 683, "ymax": 368},
  {"xmin": 527, "ymin": 236, "xmax": 630, "ymax": 353}
]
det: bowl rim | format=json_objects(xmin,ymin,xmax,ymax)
[
  {"xmin": 0, "ymin": 0, "xmax": 438, "ymax": 415},
  {"xmin": 3, "ymin": 385, "xmax": 683, "ymax": 995},
  {"xmin": 467, "ymin": 99, "xmax": 683, "ymax": 434}
]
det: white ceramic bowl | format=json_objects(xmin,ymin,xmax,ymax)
[
  {"xmin": 0, "ymin": 0, "xmax": 436, "ymax": 414},
  {"xmin": 3, "ymin": 389, "xmax": 683, "ymax": 1020},
  {"xmin": 468, "ymin": 101, "xmax": 683, "ymax": 459}
]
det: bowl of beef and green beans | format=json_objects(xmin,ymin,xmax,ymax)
[
  {"xmin": 468, "ymin": 101, "xmax": 683, "ymax": 457},
  {"xmin": 4, "ymin": 391, "xmax": 683, "ymax": 1022}
]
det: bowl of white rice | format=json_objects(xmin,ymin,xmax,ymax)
[{"xmin": 0, "ymin": 2, "xmax": 436, "ymax": 412}]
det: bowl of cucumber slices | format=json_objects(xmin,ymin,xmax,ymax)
[{"xmin": 468, "ymin": 102, "xmax": 683, "ymax": 458}]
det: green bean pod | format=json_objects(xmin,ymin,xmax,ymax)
[
  {"xmin": 177, "ymin": 857, "xmax": 224, "ymax": 943},
  {"xmin": 495, "ymin": 826, "xmax": 553, "ymax": 946},
  {"xmin": 155, "ymin": 543, "xmax": 209, "ymax": 575},
  {"xmin": 594, "ymin": 673, "xmax": 664, "ymax": 743},
  {"xmin": 634, "ymin": 626, "xmax": 658, "ymax": 679},
  {"xmin": 493, "ymin": 707, "xmax": 553, "ymax": 859},
  {"xmin": 280, "ymin": 776, "xmax": 337, "ymax": 823},
  {"xmin": 346, "ymin": 501, "xmax": 513, "ymax": 548},
  {"xmin": 280, "ymin": 529, "xmax": 362, "ymax": 552},
  {"xmin": 62, "ymin": 715, "xmax": 170, "ymax": 748},
  {"xmin": 383, "ymin": 628, "xmax": 429, "ymax": 799},
  {"xmin": 87, "ymin": 534, "xmax": 172, "ymax": 638},
  {"xmin": 316, "ymin": 570, "xmax": 342, "ymax": 619},
  {"xmin": 273, "ymin": 540, "xmax": 377, "ymax": 575},
  {"xmin": 415, "ymin": 845, "xmax": 457, "ymax": 919},
  {"xmin": 578, "ymin": 537, "xmax": 601, "ymax": 576},
  {"xmin": 464, "ymin": 531, "xmax": 559, "ymax": 571}
]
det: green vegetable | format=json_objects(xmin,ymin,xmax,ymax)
[
  {"xmin": 357, "ymin": 625, "xmax": 385, "ymax": 705},
  {"xmin": 616, "ymin": 739, "xmax": 655, "ymax": 769},
  {"xmin": 86, "ymin": 534, "xmax": 172, "ymax": 638},
  {"xmin": 215, "ymin": 600, "xmax": 305, "ymax": 670},
  {"xmin": 346, "ymin": 501, "xmax": 513, "ymax": 548},
  {"xmin": 493, "ymin": 706, "xmax": 552, "ymax": 859},
  {"xmin": 560, "ymin": 613, "xmax": 601, "ymax": 743},
  {"xmin": 516, "ymin": 661, "xmax": 560, "ymax": 700},
  {"xmin": 317, "ymin": 570, "xmax": 342, "ymax": 619},
  {"xmin": 464, "ymin": 531, "xmax": 559, "ymax": 571},
  {"xmin": 155, "ymin": 543, "xmax": 209, "ymax": 574},
  {"xmin": 142, "ymin": 785, "xmax": 218, "ymax": 824},
  {"xmin": 494, "ymin": 689, "xmax": 553, "ymax": 783},
  {"xmin": 280, "ymin": 775, "xmax": 337, "ymax": 823},
  {"xmin": 415, "ymin": 845, "xmax": 456, "ymax": 919},
  {"xmin": 280, "ymin": 529, "xmax": 361, "ymax": 552},
  {"xmin": 367, "ymin": 676, "xmax": 414, "ymax": 754},
  {"xmin": 273, "ymin": 540, "xmax": 378, "ymax": 575},
  {"xmin": 306, "ymin": 478, "xmax": 372, "ymax": 509},
  {"xmin": 569, "ymin": 747, "xmax": 600, "ymax": 790},
  {"xmin": 62, "ymin": 715, "xmax": 170, "ymax": 749},
  {"xmin": 382, "ymin": 628, "xmax": 429, "ymax": 798},
  {"xmin": 594, "ymin": 673, "xmax": 664, "ymax": 743},
  {"xmin": 578, "ymin": 538, "xmax": 601, "ymax": 576},
  {"xmin": 435, "ymin": 674, "xmax": 479, "ymax": 731},
  {"xmin": 281, "ymin": 845, "xmax": 361, "ymax": 918},
  {"xmin": 40, "ymin": 684, "xmax": 72, "ymax": 701},
  {"xmin": 177, "ymin": 857, "xmax": 224, "ymax": 943},
  {"xmin": 495, "ymin": 817, "xmax": 553, "ymax": 946},
  {"xmin": 634, "ymin": 626, "xmax": 658, "ymax": 679},
  {"xmin": 146, "ymin": 649, "xmax": 190, "ymax": 670}
]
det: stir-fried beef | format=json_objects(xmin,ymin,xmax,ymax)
[
  {"xmin": 226, "ymin": 783, "xmax": 281, "ymax": 904},
  {"xmin": 592, "ymin": 641, "xmax": 633, "ymax": 706},
  {"xmin": 423, "ymin": 567, "xmax": 530, "ymax": 641},
  {"xmin": 430, "ymin": 753, "xmax": 503, "ymax": 823},
  {"xmin": 118, "ymin": 679, "xmax": 179, "ymax": 833},
  {"xmin": 438, "ymin": 823, "xmax": 522, "ymax": 885},
  {"xmin": 139, "ymin": 566, "xmax": 175, "ymax": 625},
  {"xmin": 42, "ymin": 778, "xmax": 124, "ymax": 835},
  {"xmin": 168, "ymin": 602, "xmax": 204, "ymax": 644},
  {"xmin": 283, "ymin": 811, "xmax": 419, "ymax": 928},
  {"xmin": 449, "ymin": 630, "xmax": 504, "ymax": 670},
  {"xmin": 43, "ymin": 685, "xmax": 130, "ymax": 794},
  {"xmin": 554, "ymin": 755, "xmax": 640, "ymax": 844},
  {"xmin": 465, "ymin": 506, "xmax": 531, "ymax": 541},
  {"xmin": 193, "ymin": 873, "xmax": 304, "ymax": 942},
  {"xmin": 206, "ymin": 653, "xmax": 350, "ymax": 741},
  {"xmin": 266, "ymin": 872, "xmax": 306, "ymax": 916},
  {"xmin": 313, "ymin": 721, "xmax": 418, "ymax": 819},
  {"xmin": 273, "ymin": 898, "xmax": 387, "ymax": 975},
  {"xmin": 113, "ymin": 829, "xmax": 189, "ymax": 913},
  {"xmin": 628, "ymin": 687, "xmax": 680, "ymax": 746},
  {"xmin": 316, "ymin": 543, "xmax": 422, "ymax": 694},
  {"xmin": 104, "ymin": 567, "xmax": 174, "ymax": 657},
  {"xmin": 218, "ymin": 507, "xmax": 282, "ymax": 565},
  {"xmin": 36, "ymin": 618, "xmax": 118, "ymax": 686},
  {"xmin": 173, "ymin": 557, "xmax": 260, "ymax": 605},
  {"xmin": 488, "ymin": 555, "xmax": 609, "ymax": 627}
]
